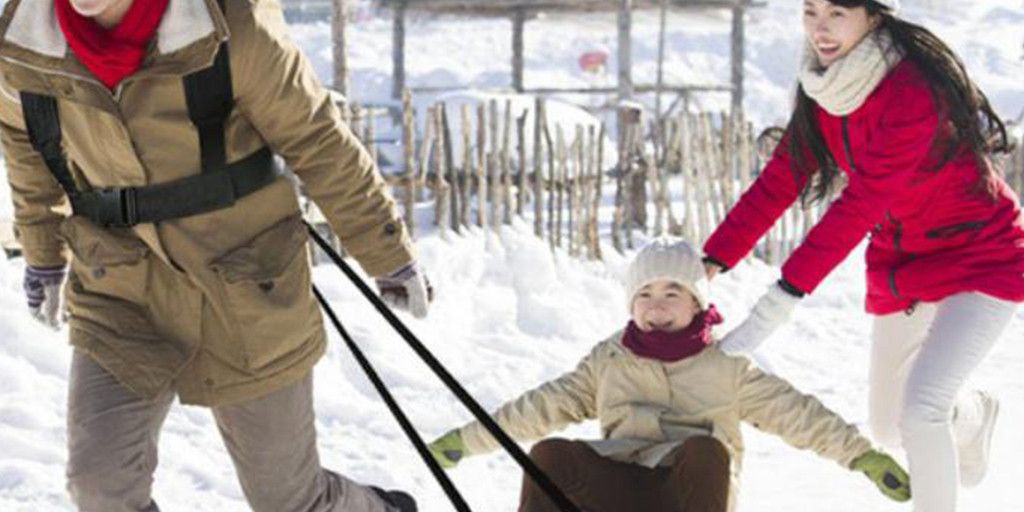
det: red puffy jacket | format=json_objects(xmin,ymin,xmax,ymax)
[{"xmin": 704, "ymin": 59, "xmax": 1024, "ymax": 315}]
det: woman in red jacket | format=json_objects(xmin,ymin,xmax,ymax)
[{"xmin": 703, "ymin": 1, "xmax": 1023, "ymax": 510}]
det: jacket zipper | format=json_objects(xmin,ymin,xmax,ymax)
[
  {"xmin": 887, "ymin": 211, "xmax": 905, "ymax": 300},
  {"xmin": 846, "ymin": 117, "xmax": 906, "ymax": 302}
]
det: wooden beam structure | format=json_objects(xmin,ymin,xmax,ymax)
[
  {"xmin": 617, "ymin": 0, "xmax": 633, "ymax": 101},
  {"xmin": 392, "ymin": 0, "xmax": 407, "ymax": 99},
  {"xmin": 331, "ymin": 0, "xmax": 348, "ymax": 95},
  {"xmin": 373, "ymin": 0, "xmax": 765, "ymax": 114},
  {"xmin": 730, "ymin": 5, "xmax": 745, "ymax": 114},
  {"xmin": 512, "ymin": 8, "xmax": 526, "ymax": 92}
]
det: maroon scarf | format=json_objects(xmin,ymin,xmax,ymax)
[
  {"xmin": 622, "ymin": 305, "xmax": 724, "ymax": 362},
  {"xmin": 55, "ymin": 0, "xmax": 170, "ymax": 89}
]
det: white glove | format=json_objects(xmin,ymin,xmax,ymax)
[
  {"xmin": 375, "ymin": 263, "xmax": 433, "ymax": 319},
  {"xmin": 718, "ymin": 282, "xmax": 801, "ymax": 355},
  {"xmin": 24, "ymin": 265, "xmax": 66, "ymax": 329}
]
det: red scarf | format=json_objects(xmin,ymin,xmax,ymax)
[
  {"xmin": 55, "ymin": 0, "xmax": 170, "ymax": 89},
  {"xmin": 622, "ymin": 305, "xmax": 724, "ymax": 362}
]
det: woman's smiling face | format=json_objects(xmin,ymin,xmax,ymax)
[{"xmin": 803, "ymin": 0, "xmax": 882, "ymax": 67}]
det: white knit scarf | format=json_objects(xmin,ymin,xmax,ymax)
[{"xmin": 798, "ymin": 29, "xmax": 904, "ymax": 116}]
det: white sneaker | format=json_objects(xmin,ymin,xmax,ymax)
[{"xmin": 959, "ymin": 391, "xmax": 1000, "ymax": 488}]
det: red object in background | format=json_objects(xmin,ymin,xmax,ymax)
[{"xmin": 578, "ymin": 49, "xmax": 609, "ymax": 73}]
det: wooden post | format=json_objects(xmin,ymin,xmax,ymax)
[
  {"xmin": 489, "ymin": 100, "xmax": 501, "ymax": 232},
  {"xmin": 460, "ymin": 104, "xmax": 474, "ymax": 228},
  {"xmin": 391, "ymin": 0, "xmax": 406, "ymax": 100},
  {"xmin": 502, "ymin": 100, "xmax": 513, "ymax": 225},
  {"xmin": 654, "ymin": 0, "xmax": 668, "ymax": 134},
  {"xmin": 691, "ymin": 115, "xmax": 711, "ymax": 244},
  {"xmin": 543, "ymin": 116, "xmax": 556, "ymax": 251},
  {"xmin": 477, "ymin": 103, "xmax": 488, "ymax": 229},
  {"xmin": 440, "ymin": 105, "xmax": 460, "ymax": 234},
  {"xmin": 533, "ymin": 98, "xmax": 545, "ymax": 237},
  {"xmin": 679, "ymin": 112, "xmax": 695, "ymax": 243},
  {"xmin": 516, "ymin": 109, "xmax": 528, "ymax": 217},
  {"xmin": 730, "ymin": 6, "xmax": 745, "ymax": 116},
  {"xmin": 592, "ymin": 123, "xmax": 605, "ymax": 260},
  {"xmin": 614, "ymin": 107, "xmax": 641, "ymax": 253},
  {"xmin": 738, "ymin": 116, "xmax": 753, "ymax": 196},
  {"xmin": 700, "ymin": 113, "xmax": 724, "ymax": 225},
  {"xmin": 630, "ymin": 124, "xmax": 648, "ymax": 233},
  {"xmin": 332, "ymin": 0, "xmax": 349, "ymax": 96},
  {"xmin": 432, "ymin": 106, "xmax": 450, "ymax": 239},
  {"xmin": 568, "ymin": 126, "xmax": 583, "ymax": 256},
  {"xmin": 511, "ymin": 9, "xmax": 526, "ymax": 93},
  {"xmin": 581, "ymin": 125, "xmax": 595, "ymax": 258},
  {"xmin": 617, "ymin": 0, "xmax": 634, "ymax": 101},
  {"xmin": 555, "ymin": 125, "xmax": 566, "ymax": 250},
  {"xmin": 417, "ymin": 105, "xmax": 434, "ymax": 204},
  {"xmin": 575, "ymin": 125, "xmax": 587, "ymax": 257},
  {"xmin": 401, "ymin": 88, "xmax": 415, "ymax": 236},
  {"xmin": 720, "ymin": 111, "xmax": 734, "ymax": 208}
]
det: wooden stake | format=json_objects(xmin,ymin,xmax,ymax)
[
  {"xmin": 401, "ymin": 88, "xmax": 416, "ymax": 237},
  {"xmin": 476, "ymin": 103, "xmax": 488, "ymax": 229},
  {"xmin": 533, "ymin": 98, "xmax": 545, "ymax": 238}
]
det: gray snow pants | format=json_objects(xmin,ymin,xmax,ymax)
[{"xmin": 66, "ymin": 350, "xmax": 397, "ymax": 512}]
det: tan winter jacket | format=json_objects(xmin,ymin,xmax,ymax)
[
  {"xmin": 458, "ymin": 331, "xmax": 873, "ymax": 511},
  {"xmin": 0, "ymin": 0, "xmax": 414, "ymax": 405}
]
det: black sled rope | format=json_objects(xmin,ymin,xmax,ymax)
[{"xmin": 306, "ymin": 223, "xmax": 581, "ymax": 512}]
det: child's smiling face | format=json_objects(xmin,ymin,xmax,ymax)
[{"xmin": 631, "ymin": 279, "xmax": 701, "ymax": 333}]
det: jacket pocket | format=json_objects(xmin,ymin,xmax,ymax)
[
  {"xmin": 59, "ymin": 216, "xmax": 151, "ymax": 304},
  {"xmin": 210, "ymin": 214, "xmax": 320, "ymax": 371}
]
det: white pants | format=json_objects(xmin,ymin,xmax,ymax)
[{"xmin": 868, "ymin": 292, "xmax": 1017, "ymax": 512}]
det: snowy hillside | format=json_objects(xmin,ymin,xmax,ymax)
[{"xmin": 3, "ymin": 1, "xmax": 1024, "ymax": 511}]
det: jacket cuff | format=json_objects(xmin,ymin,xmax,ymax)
[
  {"xmin": 14, "ymin": 221, "xmax": 68, "ymax": 267},
  {"xmin": 702, "ymin": 255, "xmax": 730, "ymax": 273},
  {"xmin": 776, "ymin": 278, "xmax": 806, "ymax": 298},
  {"xmin": 339, "ymin": 217, "xmax": 415, "ymax": 277}
]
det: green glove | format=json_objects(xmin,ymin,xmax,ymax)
[
  {"xmin": 428, "ymin": 430, "xmax": 466, "ymax": 470},
  {"xmin": 850, "ymin": 449, "xmax": 911, "ymax": 502}
]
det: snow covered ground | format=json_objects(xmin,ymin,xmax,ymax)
[
  {"xmin": 3, "ymin": 1, "xmax": 1024, "ymax": 511},
  {"xmin": 3, "ymin": 218, "xmax": 1024, "ymax": 511}
]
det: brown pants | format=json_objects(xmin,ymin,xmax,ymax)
[
  {"xmin": 519, "ymin": 437, "xmax": 730, "ymax": 512},
  {"xmin": 65, "ymin": 350, "xmax": 396, "ymax": 512}
]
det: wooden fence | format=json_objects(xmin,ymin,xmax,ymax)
[{"xmin": 327, "ymin": 94, "xmax": 1024, "ymax": 266}]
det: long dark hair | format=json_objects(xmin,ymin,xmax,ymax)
[{"xmin": 790, "ymin": 0, "xmax": 1010, "ymax": 203}]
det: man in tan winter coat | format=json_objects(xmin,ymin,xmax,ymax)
[
  {"xmin": 428, "ymin": 237, "xmax": 911, "ymax": 512},
  {"xmin": 0, "ymin": 0, "xmax": 426, "ymax": 510}
]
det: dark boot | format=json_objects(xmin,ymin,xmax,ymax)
[{"xmin": 372, "ymin": 487, "xmax": 418, "ymax": 512}]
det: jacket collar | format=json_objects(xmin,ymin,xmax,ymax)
[{"xmin": 0, "ymin": 0, "xmax": 229, "ymax": 89}]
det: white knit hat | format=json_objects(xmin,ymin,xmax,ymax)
[{"xmin": 625, "ymin": 237, "xmax": 709, "ymax": 311}]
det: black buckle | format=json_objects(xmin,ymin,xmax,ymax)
[{"xmin": 72, "ymin": 187, "xmax": 139, "ymax": 227}]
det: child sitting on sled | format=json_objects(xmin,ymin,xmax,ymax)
[{"xmin": 428, "ymin": 237, "xmax": 910, "ymax": 512}]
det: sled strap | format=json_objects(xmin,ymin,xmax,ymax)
[
  {"xmin": 312, "ymin": 285, "xmax": 471, "ymax": 512},
  {"xmin": 306, "ymin": 223, "xmax": 581, "ymax": 512}
]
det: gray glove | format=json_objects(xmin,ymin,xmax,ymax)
[
  {"xmin": 375, "ymin": 263, "xmax": 433, "ymax": 319},
  {"xmin": 718, "ymin": 281, "xmax": 800, "ymax": 355},
  {"xmin": 24, "ymin": 265, "xmax": 66, "ymax": 329}
]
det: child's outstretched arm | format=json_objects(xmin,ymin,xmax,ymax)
[
  {"xmin": 428, "ymin": 345, "xmax": 601, "ymax": 468},
  {"xmin": 734, "ymin": 358, "xmax": 911, "ymax": 502}
]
